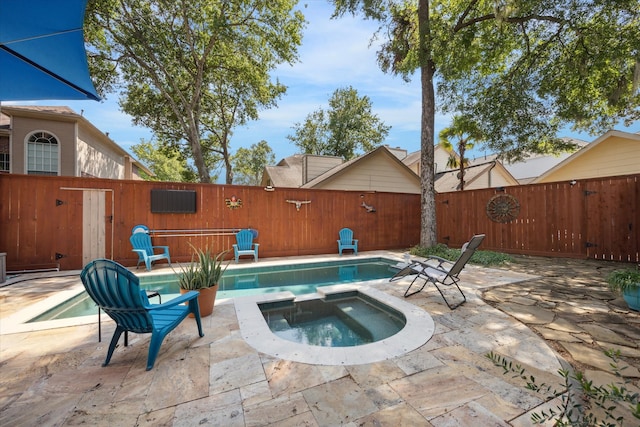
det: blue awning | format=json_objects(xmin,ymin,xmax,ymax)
[{"xmin": 0, "ymin": 0, "xmax": 100, "ymax": 101}]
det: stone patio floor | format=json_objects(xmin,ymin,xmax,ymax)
[{"xmin": 0, "ymin": 252, "xmax": 638, "ymax": 426}]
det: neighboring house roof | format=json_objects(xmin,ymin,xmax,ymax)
[
  {"xmin": 402, "ymin": 150, "xmax": 420, "ymax": 170},
  {"xmin": 262, "ymin": 146, "xmax": 421, "ymax": 194},
  {"xmin": 532, "ymin": 130, "xmax": 640, "ymax": 183},
  {"xmin": 435, "ymin": 160, "xmax": 519, "ymax": 192},
  {"xmin": 262, "ymin": 155, "xmax": 305, "ymax": 187},
  {"xmin": 402, "ymin": 145, "xmax": 453, "ymax": 175},
  {"xmin": 301, "ymin": 146, "xmax": 420, "ymax": 193},
  {"xmin": 469, "ymin": 138, "xmax": 588, "ymax": 184},
  {"xmin": 0, "ymin": 105, "xmax": 152, "ymax": 176},
  {"xmin": 261, "ymin": 154, "xmax": 345, "ymax": 188}
]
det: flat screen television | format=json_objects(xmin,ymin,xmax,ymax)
[{"xmin": 150, "ymin": 189, "xmax": 197, "ymax": 213}]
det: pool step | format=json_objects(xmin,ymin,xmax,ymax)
[
  {"xmin": 335, "ymin": 300, "xmax": 401, "ymax": 341},
  {"xmin": 266, "ymin": 313, "xmax": 290, "ymax": 331}
]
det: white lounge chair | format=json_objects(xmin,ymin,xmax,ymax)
[{"xmin": 390, "ymin": 234, "xmax": 485, "ymax": 309}]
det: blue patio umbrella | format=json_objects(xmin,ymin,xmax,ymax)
[{"xmin": 0, "ymin": 0, "xmax": 100, "ymax": 101}]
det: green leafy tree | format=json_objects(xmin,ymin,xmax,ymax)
[
  {"xmin": 86, "ymin": 0, "xmax": 304, "ymax": 184},
  {"xmin": 232, "ymin": 140, "xmax": 276, "ymax": 185},
  {"xmin": 438, "ymin": 115, "xmax": 485, "ymax": 191},
  {"xmin": 130, "ymin": 139, "xmax": 197, "ymax": 182},
  {"xmin": 332, "ymin": 0, "xmax": 640, "ymax": 246},
  {"xmin": 288, "ymin": 86, "xmax": 391, "ymax": 160}
]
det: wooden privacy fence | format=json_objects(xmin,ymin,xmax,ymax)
[
  {"xmin": 0, "ymin": 174, "xmax": 421, "ymax": 271},
  {"xmin": 436, "ymin": 174, "xmax": 639, "ymax": 262},
  {"xmin": 0, "ymin": 173, "xmax": 637, "ymax": 272}
]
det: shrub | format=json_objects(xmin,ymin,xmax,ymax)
[
  {"xmin": 409, "ymin": 244, "xmax": 513, "ymax": 266},
  {"xmin": 487, "ymin": 350, "xmax": 640, "ymax": 426}
]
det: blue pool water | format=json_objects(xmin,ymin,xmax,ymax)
[
  {"xmin": 260, "ymin": 292, "xmax": 406, "ymax": 347},
  {"xmin": 29, "ymin": 257, "xmax": 399, "ymax": 322}
]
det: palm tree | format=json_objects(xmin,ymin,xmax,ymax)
[{"xmin": 438, "ymin": 115, "xmax": 485, "ymax": 191}]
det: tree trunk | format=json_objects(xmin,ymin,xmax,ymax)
[
  {"xmin": 459, "ymin": 142, "xmax": 466, "ymax": 191},
  {"xmin": 185, "ymin": 113, "xmax": 211, "ymax": 183},
  {"xmin": 418, "ymin": 0, "xmax": 437, "ymax": 247},
  {"xmin": 190, "ymin": 134, "xmax": 211, "ymax": 183},
  {"xmin": 223, "ymin": 138, "xmax": 233, "ymax": 184}
]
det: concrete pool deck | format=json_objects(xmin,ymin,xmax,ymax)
[{"xmin": 1, "ymin": 251, "xmax": 638, "ymax": 426}]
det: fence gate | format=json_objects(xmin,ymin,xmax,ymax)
[
  {"xmin": 583, "ymin": 177, "xmax": 639, "ymax": 261},
  {"xmin": 60, "ymin": 187, "xmax": 114, "ymax": 268},
  {"xmin": 82, "ymin": 190, "xmax": 106, "ymax": 265}
]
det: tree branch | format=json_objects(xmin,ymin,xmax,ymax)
[{"xmin": 454, "ymin": 13, "xmax": 564, "ymax": 33}]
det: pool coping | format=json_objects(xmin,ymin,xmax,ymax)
[{"xmin": 235, "ymin": 283, "xmax": 435, "ymax": 366}]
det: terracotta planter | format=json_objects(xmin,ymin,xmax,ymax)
[{"xmin": 181, "ymin": 285, "xmax": 218, "ymax": 317}]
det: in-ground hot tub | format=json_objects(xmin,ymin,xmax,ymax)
[
  {"xmin": 260, "ymin": 291, "xmax": 406, "ymax": 347},
  {"xmin": 236, "ymin": 284, "xmax": 434, "ymax": 365}
]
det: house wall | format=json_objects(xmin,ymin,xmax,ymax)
[
  {"xmin": 465, "ymin": 165, "xmax": 518, "ymax": 190},
  {"xmin": 303, "ymin": 155, "xmax": 343, "ymax": 183},
  {"xmin": 313, "ymin": 153, "xmax": 421, "ymax": 194},
  {"xmin": 9, "ymin": 115, "xmax": 77, "ymax": 175},
  {"xmin": 537, "ymin": 135, "xmax": 640, "ymax": 183},
  {"xmin": 405, "ymin": 162, "xmax": 419, "ymax": 175},
  {"xmin": 400, "ymin": 146, "xmax": 451, "ymax": 176},
  {"xmin": 77, "ymin": 126, "xmax": 124, "ymax": 179},
  {"xmin": 434, "ymin": 146, "xmax": 452, "ymax": 173}
]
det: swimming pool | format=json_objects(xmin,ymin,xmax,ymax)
[{"xmin": 29, "ymin": 257, "xmax": 400, "ymax": 322}]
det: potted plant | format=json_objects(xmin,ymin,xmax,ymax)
[
  {"xmin": 606, "ymin": 266, "xmax": 640, "ymax": 311},
  {"xmin": 177, "ymin": 245, "xmax": 229, "ymax": 317}
]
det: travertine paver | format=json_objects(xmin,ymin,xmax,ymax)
[
  {"xmin": 560, "ymin": 342, "xmax": 640, "ymax": 377},
  {"xmin": 302, "ymin": 376, "xmax": 380, "ymax": 425},
  {"xmin": 1, "ymin": 253, "xmax": 639, "ymax": 426},
  {"xmin": 498, "ymin": 302, "xmax": 556, "ymax": 324}
]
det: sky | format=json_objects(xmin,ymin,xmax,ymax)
[{"xmin": 7, "ymin": 1, "xmax": 640, "ymax": 167}]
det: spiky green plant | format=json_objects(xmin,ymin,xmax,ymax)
[{"xmin": 177, "ymin": 244, "xmax": 229, "ymax": 290}]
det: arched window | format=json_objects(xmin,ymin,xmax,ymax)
[
  {"xmin": 0, "ymin": 135, "xmax": 9, "ymax": 173},
  {"xmin": 27, "ymin": 131, "xmax": 59, "ymax": 175}
]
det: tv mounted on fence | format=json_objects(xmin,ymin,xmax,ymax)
[{"xmin": 151, "ymin": 189, "xmax": 197, "ymax": 213}]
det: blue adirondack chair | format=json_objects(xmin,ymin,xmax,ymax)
[
  {"xmin": 130, "ymin": 224, "xmax": 171, "ymax": 270},
  {"xmin": 233, "ymin": 229, "xmax": 259, "ymax": 263},
  {"xmin": 80, "ymin": 259, "xmax": 204, "ymax": 370},
  {"xmin": 338, "ymin": 228, "xmax": 358, "ymax": 255}
]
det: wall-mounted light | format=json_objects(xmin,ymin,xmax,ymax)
[
  {"xmin": 569, "ymin": 180, "xmax": 577, "ymax": 186},
  {"xmin": 264, "ymin": 185, "xmax": 275, "ymax": 192},
  {"xmin": 495, "ymin": 187, "xmax": 505, "ymax": 192}
]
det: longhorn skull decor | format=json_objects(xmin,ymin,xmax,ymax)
[{"xmin": 286, "ymin": 199, "xmax": 311, "ymax": 211}]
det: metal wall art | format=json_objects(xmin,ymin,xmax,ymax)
[
  {"xmin": 486, "ymin": 194, "xmax": 520, "ymax": 223},
  {"xmin": 286, "ymin": 199, "xmax": 311, "ymax": 211},
  {"xmin": 361, "ymin": 201, "xmax": 376, "ymax": 213},
  {"xmin": 225, "ymin": 195, "xmax": 243, "ymax": 209}
]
